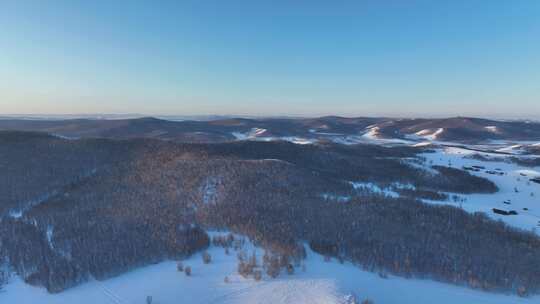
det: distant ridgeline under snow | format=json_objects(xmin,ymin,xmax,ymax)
[{"xmin": 1, "ymin": 116, "xmax": 540, "ymax": 145}]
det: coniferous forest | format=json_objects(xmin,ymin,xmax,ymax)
[{"xmin": 1, "ymin": 131, "xmax": 539, "ymax": 296}]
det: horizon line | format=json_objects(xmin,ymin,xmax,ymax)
[{"xmin": 1, "ymin": 113, "xmax": 539, "ymax": 122}]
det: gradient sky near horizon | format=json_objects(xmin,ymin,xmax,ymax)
[{"xmin": 1, "ymin": 1, "xmax": 539, "ymax": 118}]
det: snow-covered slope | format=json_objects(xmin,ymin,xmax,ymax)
[
  {"xmin": 362, "ymin": 126, "xmax": 380, "ymax": 140},
  {"xmin": 2, "ymin": 233, "xmax": 538, "ymax": 304},
  {"xmin": 357, "ymin": 126, "xmax": 414, "ymax": 145},
  {"xmin": 231, "ymin": 128, "xmax": 269, "ymax": 140},
  {"xmin": 231, "ymin": 128, "xmax": 316, "ymax": 145},
  {"xmin": 408, "ymin": 128, "xmax": 445, "ymax": 141},
  {"xmin": 485, "ymin": 126, "xmax": 500, "ymax": 133},
  {"xmin": 419, "ymin": 147, "xmax": 540, "ymax": 233}
]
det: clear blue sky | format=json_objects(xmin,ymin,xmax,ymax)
[{"xmin": 1, "ymin": 1, "xmax": 539, "ymax": 118}]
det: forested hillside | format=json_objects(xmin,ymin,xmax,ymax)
[{"xmin": 1, "ymin": 131, "xmax": 538, "ymax": 296}]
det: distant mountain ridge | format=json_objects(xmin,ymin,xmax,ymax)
[{"xmin": 0, "ymin": 116, "xmax": 539, "ymax": 143}]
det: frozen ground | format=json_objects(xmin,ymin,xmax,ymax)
[
  {"xmin": 419, "ymin": 147, "xmax": 540, "ymax": 234},
  {"xmin": 1, "ymin": 233, "xmax": 538, "ymax": 304}
]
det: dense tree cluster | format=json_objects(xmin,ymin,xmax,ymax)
[
  {"xmin": 466, "ymin": 153, "xmax": 540, "ymax": 168},
  {"xmin": 428, "ymin": 165, "xmax": 498, "ymax": 194},
  {"xmin": 0, "ymin": 132, "xmax": 537, "ymax": 295}
]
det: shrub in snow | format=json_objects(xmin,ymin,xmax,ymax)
[
  {"xmin": 238, "ymin": 260, "xmax": 253, "ymax": 278},
  {"xmin": 278, "ymin": 254, "xmax": 289, "ymax": 268},
  {"xmin": 518, "ymin": 286, "xmax": 528, "ymax": 297},
  {"xmin": 264, "ymin": 254, "xmax": 280, "ymax": 278},
  {"xmin": 184, "ymin": 266, "xmax": 192, "ymax": 276},
  {"xmin": 253, "ymin": 270, "xmax": 262, "ymax": 281},
  {"xmin": 286, "ymin": 264, "xmax": 294, "ymax": 275},
  {"xmin": 237, "ymin": 250, "xmax": 247, "ymax": 262},
  {"xmin": 177, "ymin": 262, "xmax": 184, "ymax": 272},
  {"xmin": 202, "ymin": 252, "xmax": 211, "ymax": 264}
]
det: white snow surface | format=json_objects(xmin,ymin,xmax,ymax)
[
  {"xmin": 1, "ymin": 232, "xmax": 537, "ymax": 304},
  {"xmin": 414, "ymin": 129, "xmax": 432, "ymax": 136},
  {"xmin": 412, "ymin": 141, "xmax": 433, "ymax": 147},
  {"xmin": 350, "ymin": 182, "xmax": 400, "ymax": 198},
  {"xmin": 415, "ymin": 128, "xmax": 444, "ymax": 140},
  {"xmin": 359, "ymin": 127, "xmax": 414, "ymax": 145},
  {"xmin": 419, "ymin": 147, "xmax": 540, "ymax": 234},
  {"xmin": 231, "ymin": 128, "xmax": 316, "ymax": 145},
  {"xmin": 496, "ymin": 144, "xmax": 524, "ymax": 154},
  {"xmin": 280, "ymin": 137, "xmax": 315, "ymax": 145},
  {"xmin": 362, "ymin": 126, "xmax": 380, "ymax": 140},
  {"xmin": 231, "ymin": 128, "xmax": 268, "ymax": 140}
]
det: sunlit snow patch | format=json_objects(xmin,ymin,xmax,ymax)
[
  {"xmin": 484, "ymin": 126, "xmax": 499, "ymax": 133},
  {"xmin": 232, "ymin": 128, "xmax": 268, "ymax": 140},
  {"xmin": 414, "ymin": 128, "xmax": 444, "ymax": 141},
  {"xmin": 361, "ymin": 127, "xmax": 380, "ymax": 140}
]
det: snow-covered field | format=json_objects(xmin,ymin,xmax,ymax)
[
  {"xmin": 419, "ymin": 147, "xmax": 540, "ymax": 234},
  {"xmin": 2, "ymin": 233, "xmax": 538, "ymax": 304}
]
